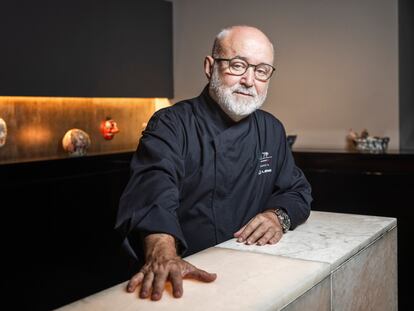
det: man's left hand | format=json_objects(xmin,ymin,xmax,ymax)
[{"xmin": 233, "ymin": 210, "xmax": 283, "ymax": 246}]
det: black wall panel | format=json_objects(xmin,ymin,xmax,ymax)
[
  {"xmin": 399, "ymin": 0, "xmax": 414, "ymax": 150},
  {"xmin": 0, "ymin": 0, "xmax": 173, "ymax": 97}
]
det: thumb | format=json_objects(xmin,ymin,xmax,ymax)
[{"xmin": 186, "ymin": 268, "xmax": 217, "ymax": 283}]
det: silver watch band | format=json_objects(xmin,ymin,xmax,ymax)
[{"xmin": 271, "ymin": 208, "xmax": 291, "ymax": 233}]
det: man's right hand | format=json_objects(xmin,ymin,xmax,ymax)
[{"xmin": 126, "ymin": 233, "xmax": 217, "ymax": 301}]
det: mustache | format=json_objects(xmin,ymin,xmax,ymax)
[{"xmin": 231, "ymin": 85, "xmax": 257, "ymax": 97}]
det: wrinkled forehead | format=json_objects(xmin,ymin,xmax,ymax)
[{"xmin": 219, "ymin": 30, "xmax": 274, "ymax": 65}]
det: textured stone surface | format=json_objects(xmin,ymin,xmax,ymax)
[
  {"xmin": 331, "ymin": 228, "xmax": 397, "ymax": 311},
  {"xmin": 56, "ymin": 212, "xmax": 397, "ymax": 311},
  {"xmin": 282, "ymin": 276, "xmax": 331, "ymax": 311},
  {"xmin": 217, "ymin": 211, "xmax": 397, "ymax": 270},
  {"xmin": 57, "ymin": 247, "xmax": 330, "ymax": 311}
]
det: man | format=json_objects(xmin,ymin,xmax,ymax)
[{"xmin": 116, "ymin": 25, "xmax": 312, "ymax": 301}]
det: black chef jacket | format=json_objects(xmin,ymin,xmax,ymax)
[{"xmin": 116, "ymin": 86, "xmax": 312, "ymax": 261}]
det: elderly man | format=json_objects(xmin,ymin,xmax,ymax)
[{"xmin": 116, "ymin": 25, "xmax": 312, "ymax": 301}]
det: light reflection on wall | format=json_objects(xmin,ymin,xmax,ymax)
[{"xmin": 16, "ymin": 125, "xmax": 52, "ymax": 146}]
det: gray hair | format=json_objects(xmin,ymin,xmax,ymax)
[{"xmin": 212, "ymin": 27, "xmax": 232, "ymax": 57}]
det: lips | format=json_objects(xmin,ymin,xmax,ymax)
[{"xmin": 234, "ymin": 91, "xmax": 254, "ymax": 97}]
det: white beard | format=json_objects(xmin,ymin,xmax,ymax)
[{"xmin": 209, "ymin": 66, "xmax": 268, "ymax": 121}]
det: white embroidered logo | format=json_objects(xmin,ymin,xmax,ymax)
[{"xmin": 258, "ymin": 152, "xmax": 272, "ymax": 175}]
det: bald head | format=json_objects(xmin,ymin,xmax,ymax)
[{"xmin": 212, "ymin": 26, "xmax": 274, "ymax": 64}]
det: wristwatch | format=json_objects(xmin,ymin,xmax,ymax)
[{"xmin": 272, "ymin": 208, "xmax": 291, "ymax": 233}]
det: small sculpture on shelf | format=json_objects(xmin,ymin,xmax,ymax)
[
  {"xmin": 100, "ymin": 117, "xmax": 120, "ymax": 140},
  {"xmin": 0, "ymin": 117, "xmax": 7, "ymax": 148},
  {"xmin": 62, "ymin": 128, "xmax": 91, "ymax": 157},
  {"xmin": 347, "ymin": 129, "xmax": 389, "ymax": 153}
]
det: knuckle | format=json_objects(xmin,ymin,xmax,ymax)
[
  {"xmin": 257, "ymin": 235, "xmax": 269, "ymax": 245},
  {"xmin": 169, "ymin": 263, "xmax": 181, "ymax": 274},
  {"xmin": 255, "ymin": 230, "xmax": 264, "ymax": 239},
  {"xmin": 271, "ymin": 236, "xmax": 279, "ymax": 243},
  {"xmin": 247, "ymin": 232, "xmax": 257, "ymax": 241},
  {"xmin": 262, "ymin": 224, "xmax": 271, "ymax": 232},
  {"xmin": 257, "ymin": 226, "xmax": 268, "ymax": 236},
  {"xmin": 267, "ymin": 227, "xmax": 276, "ymax": 235},
  {"xmin": 152, "ymin": 265, "xmax": 161, "ymax": 274},
  {"xmin": 154, "ymin": 281, "xmax": 164, "ymax": 291},
  {"xmin": 264, "ymin": 231, "xmax": 273, "ymax": 239}
]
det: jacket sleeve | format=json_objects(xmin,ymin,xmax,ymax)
[
  {"xmin": 264, "ymin": 123, "xmax": 312, "ymax": 229},
  {"xmin": 115, "ymin": 109, "xmax": 187, "ymax": 261}
]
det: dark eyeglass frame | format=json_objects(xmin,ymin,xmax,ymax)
[{"xmin": 213, "ymin": 57, "xmax": 276, "ymax": 81}]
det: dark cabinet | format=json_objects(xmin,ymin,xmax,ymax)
[
  {"xmin": 0, "ymin": 0, "xmax": 173, "ymax": 97},
  {"xmin": 1, "ymin": 152, "xmax": 135, "ymax": 310}
]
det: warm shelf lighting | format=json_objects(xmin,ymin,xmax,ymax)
[
  {"xmin": 0, "ymin": 96, "xmax": 166, "ymax": 164},
  {"xmin": 154, "ymin": 98, "xmax": 172, "ymax": 111}
]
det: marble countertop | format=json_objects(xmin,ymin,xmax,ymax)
[
  {"xmin": 56, "ymin": 211, "xmax": 396, "ymax": 311},
  {"xmin": 217, "ymin": 211, "xmax": 396, "ymax": 270},
  {"xmin": 59, "ymin": 248, "xmax": 329, "ymax": 311}
]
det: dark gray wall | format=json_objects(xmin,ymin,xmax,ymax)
[
  {"xmin": 399, "ymin": 0, "xmax": 414, "ymax": 150},
  {"xmin": 0, "ymin": 0, "xmax": 173, "ymax": 98}
]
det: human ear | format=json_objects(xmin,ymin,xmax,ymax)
[{"xmin": 204, "ymin": 56, "xmax": 214, "ymax": 80}]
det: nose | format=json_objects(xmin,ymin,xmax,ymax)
[{"xmin": 240, "ymin": 66, "xmax": 255, "ymax": 87}]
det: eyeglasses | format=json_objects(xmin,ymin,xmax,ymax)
[{"xmin": 214, "ymin": 57, "xmax": 275, "ymax": 81}]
